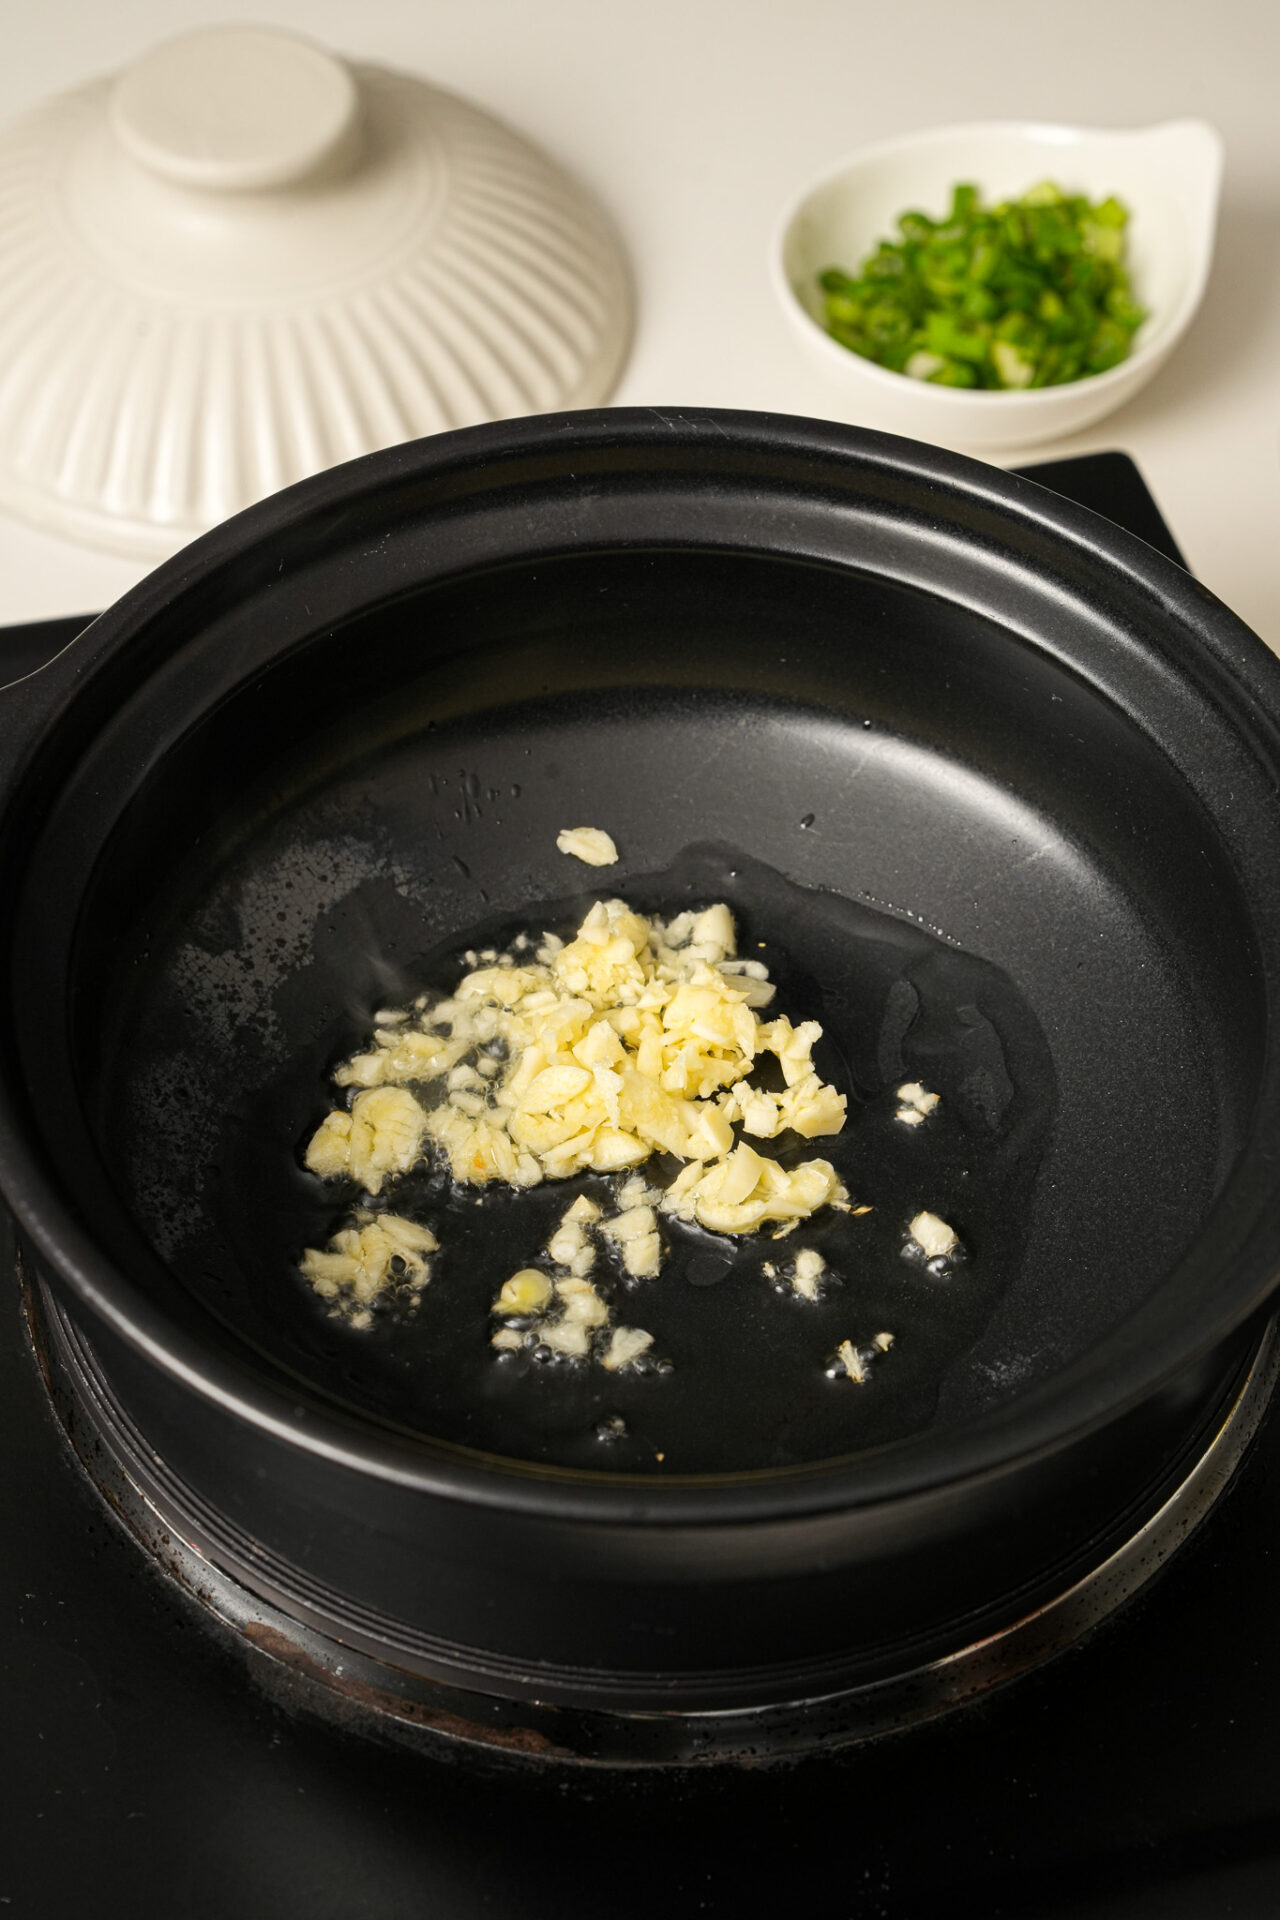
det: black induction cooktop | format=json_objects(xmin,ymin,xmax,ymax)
[{"xmin": 6, "ymin": 453, "xmax": 1280, "ymax": 1920}]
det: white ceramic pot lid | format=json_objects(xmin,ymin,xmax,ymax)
[{"xmin": 0, "ymin": 26, "xmax": 633, "ymax": 557}]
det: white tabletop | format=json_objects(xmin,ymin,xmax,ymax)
[{"xmin": 4, "ymin": 0, "xmax": 1278, "ymax": 642}]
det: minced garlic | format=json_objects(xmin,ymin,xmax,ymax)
[
  {"xmin": 487, "ymin": 1196, "xmax": 661, "ymax": 1370},
  {"xmin": 908, "ymin": 1210, "xmax": 959, "ymax": 1260},
  {"xmin": 791, "ymin": 1247, "xmax": 826, "ymax": 1300},
  {"xmin": 556, "ymin": 827, "xmax": 619, "ymax": 866},
  {"xmin": 305, "ymin": 895, "xmax": 848, "ymax": 1239},
  {"xmin": 546, "ymin": 1212, "xmax": 597, "ymax": 1274},
  {"xmin": 660, "ymin": 1143, "xmax": 843, "ymax": 1235},
  {"xmin": 832, "ymin": 1330, "xmax": 895, "ymax": 1384},
  {"xmin": 299, "ymin": 1212, "xmax": 437, "ymax": 1320},
  {"xmin": 542, "ymin": 1318, "xmax": 592, "ymax": 1356},
  {"xmin": 836, "ymin": 1338, "xmax": 866, "ymax": 1383},
  {"xmin": 304, "ymin": 1086, "xmax": 428, "ymax": 1195},
  {"xmin": 555, "ymin": 1275, "xmax": 611, "ymax": 1329},
  {"xmin": 602, "ymin": 1202, "xmax": 662, "ymax": 1277},
  {"xmin": 896, "ymin": 1081, "xmax": 941, "ymax": 1127},
  {"xmin": 602, "ymin": 1326, "xmax": 654, "ymax": 1371},
  {"xmin": 494, "ymin": 1268, "xmax": 554, "ymax": 1315}
]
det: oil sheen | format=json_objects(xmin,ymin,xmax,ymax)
[{"xmin": 150, "ymin": 843, "xmax": 1057, "ymax": 1476}]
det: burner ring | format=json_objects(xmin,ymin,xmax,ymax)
[{"xmin": 27, "ymin": 1269, "xmax": 1278, "ymax": 1768}]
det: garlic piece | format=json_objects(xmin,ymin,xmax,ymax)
[
  {"xmin": 602, "ymin": 1326, "xmax": 654, "ymax": 1371},
  {"xmin": 621, "ymin": 1231, "xmax": 662, "ymax": 1278},
  {"xmin": 836, "ymin": 1338, "xmax": 866, "ymax": 1383},
  {"xmin": 555, "ymin": 1277, "xmax": 610, "ymax": 1328},
  {"xmin": 556, "ymin": 827, "xmax": 619, "ymax": 866},
  {"xmin": 546, "ymin": 1214, "xmax": 591, "ymax": 1269},
  {"xmin": 792, "ymin": 1248, "xmax": 826, "ymax": 1300},
  {"xmin": 908, "ymin": 1211, "xmax": 959, "ymax": 1259},
  {"xmin": 896, "ymin": 1081, "xmax": 941, "ymax": 1125},
  {"xmin": 299, "ymin": 1211, "xmax": 437, "ymax": 1317},
  {"xmin": 494, "ymin": 1268, "xmax": 554, "ymax": 1316},
  {"xmin": 304, "ymin": 1087, "xmax": 428, "ymax": 1195},
  {"xmin": 541, "ymin": 1319, "xmax": 591, "ymax": 1357},
  {"xmin": 662, "ymin": 1149, "xmax": 844, "ymax": 1235},
  {"xmin": 308, "ymin": 894, "xmax": 847, "ymax": 1245},
  {"xmin": 602, "ymin": 1204, "xmax": 658, "ymax": 1243}
]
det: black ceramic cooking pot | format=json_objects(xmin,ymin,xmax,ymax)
[{"xmin": 5, "ymin": 410, "xmax": 1280, "ymax": 1753}]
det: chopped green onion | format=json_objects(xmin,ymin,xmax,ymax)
[{"xmin": 818, "ymin": 180, "xmax": 1145, "ymax": 391}]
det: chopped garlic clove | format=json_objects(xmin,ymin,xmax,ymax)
[
  {"xmin": 620, "ymin": 1230, "xmax": 662, "ymax": 1278},
  {"xmin": 494, "ymin": 1269, "xmax": 554, "ymax": 1316},
  {"xmin": 541, "ymin": 1319, "xmax": 592, "ymax": 1357},
  {"xmin": 603, "ymin": 1204, "xmax": 658, "ymax": 1243},
  {"xmin": 556, "ymin": 827, "xmax": 620, "ymax": 866},
  {"xmin": 602, "ymin": 1326, "xmax": 654, "ymax": 1371},
  {"xmin": 836, "ymin": 1338, "xmax": 866, "ymax": 1383},
  {"xmin": 587, "ymin": 1127, "xmax": 650, "ymax": 1172},
  {"xmin": 304, "ymin": 1087, "xmax": 428, "ymax": 1195},
  {"xmin": 546, "ymin": 1217, "xmax": 588, "ymax": 1267},
  {"xmin": 554, "ymin": 1277, "xmax": 610, "ymax": 1328},
  {"xmin": 716, "ymin": 1142, "xmax": 768, "ymax": 1208},
  {"xmin": 448, "ymin": 1089, "xmax": 487, "ymax": 1116},
  {"xmin": 314, "ymin": 892, "xmax": 848, "ymax": 1256},
  {"xmin": 303, "ymin": 1110, "xmax": 354, "ymax": 1180},
  {"xmin": 778, "ymin": 1073, "xmax": 848, "ymax": 1138},
  {"xmin": 791, "ymin": 1248, "xmax": 826, "ymax": 1300},
  {"xmin": 372, "ymin": 1214, "xmax": 438, "ymax": 1259},
  {"xmin": 522, "ymin": 1063, "xmax": 594, "ymax": 1111},
  {"xmin": 690, "ymin": 902, "xmax": 736, "ymax": 960},
  {"xmin": 908, "ymin": 1211, "xmax": 959, "ymax": 1259},
  {"xmin": 299, "ymin": 1211, "xmax": 436, "ymax": 1317}
]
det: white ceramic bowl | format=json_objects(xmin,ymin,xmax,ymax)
[{"xmin": 773, "ymin": 120, "xmax": 1222, "ymax": 450}]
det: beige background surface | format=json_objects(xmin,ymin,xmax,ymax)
[{"xmin": 2, "ymin": 0, "xmax": 1276, "ymax": 639}]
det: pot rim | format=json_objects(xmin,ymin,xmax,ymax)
[{"xmin": 5, "ymin": 405, "xmax": 1280, "ymax": 1526}]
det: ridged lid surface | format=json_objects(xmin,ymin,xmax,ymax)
[{"xmin": 0, "ymin": 28, "xmax": 633, "ymax": 556}]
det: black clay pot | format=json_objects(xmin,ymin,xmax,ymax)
[{"xmin": 5, "ymin": 411, "xmax": 1280, "ymax": 1746}]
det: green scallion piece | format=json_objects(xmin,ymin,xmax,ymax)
[{"xmin": 818, "ymin": 180, "xmax": 1145, "ymax": 391}]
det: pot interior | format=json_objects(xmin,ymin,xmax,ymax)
[{"xmin": 41, "ymin": 539, "xmax": 1259, "ymax": 1476}]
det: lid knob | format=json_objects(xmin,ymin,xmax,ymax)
[{"xmin": 110, "ymin": 26, "xmax": 360, "ymax": 191}]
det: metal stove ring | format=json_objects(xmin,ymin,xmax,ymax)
[{"xmin": 26, "ymin": 1268, "xmax": 1279, "ymax": 1770}]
